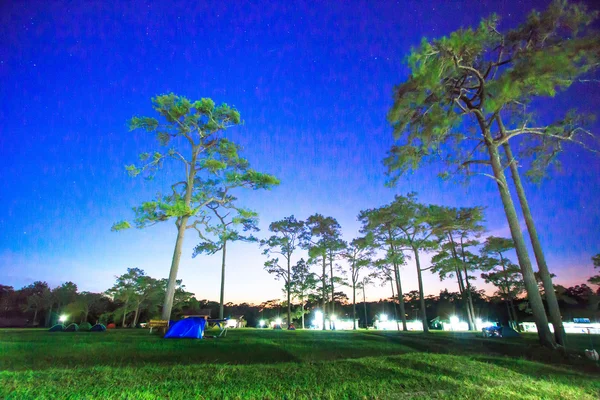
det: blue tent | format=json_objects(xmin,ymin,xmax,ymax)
[
  {"xmin": 90, "ymin": 323, "xmax": 106, "ymax": 332},
  {"xmin": 48, "ymin": 324, "xmax": 65, "ymax": 332},
  {"xmin": 164, "ymin": 317, "xmax": 206, "ymax": 339}
]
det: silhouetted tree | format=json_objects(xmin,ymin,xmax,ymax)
[{"xmin": 113, "ymin": 94, "xmax": 278, "ymax": 320}]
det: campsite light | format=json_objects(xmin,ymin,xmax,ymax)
[
  {"xmin": 330, "ymin": 314, "xmax": 337, "ymax": 321},
  {"xmin": 380, "ymin": 314, "xmax": 388, "ymax": 322},
  {"xmin": 275, "ymin": 318, "xmax": 282, "ymax": 326},
  {"xmin": 315, "ymin": 310, "xmax": 323, "ymax": 321},
  {"xmin": 259, "ymin": 319, "xmax": 266, "ymax": 328},
  {"xmin": 449, "ymin": 315, "xmax": 460, "ymax": 332},
  {"xmin": 59, "ymin": 315, "xmax": 67, "ymax": 323}
]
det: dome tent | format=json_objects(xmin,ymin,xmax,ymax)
[
  {"xmin": 49, "ymin": 324, "xmax": 65, "ymax": 332},
  {"xmin": 164, "ymin": 317, "xmax": 206, "ymax": 339},
  {"xmin": 79, "ymin": 322, "xmax": 92, "ymax": 331},
  {"xmin": 90, "ymin": 323, "xmax": 106, "ymax": 332},
  {"xmin": 65, "ymin": 323, "xmax": 79, "ymax": 332}
]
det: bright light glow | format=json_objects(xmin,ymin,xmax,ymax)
[
  {"xmin": 333, "ymin": 319, "xmax": 356, "ymax": 330},
  {"xmin": 380, "ymin": 314, "xmax": 388, "ymax": 322},
  {"xmin": 59, "ymin": 315, "xmax": 67, "ymax": 323},
  {"xmin": 374, "ymin": 319, "xmax": 398, "ymax": 331},
  {"xmin": 443, "ymin": 316, "xmax": 468, "ymax": 331},
  {"xmin": 259, "ymin": 319, "xmax": 266, "ymax": 327},
  {"xmin": 310, "ymin": 316, "xmax": 358, "ymax": 330},
  {"xmin": 315, "ymin": 310, "xmax": 323, "ymax": 321},
  {"xmin": 330, "ymin": 314, "xmax": 337, "ymax": 321},
  {"xmin": 475, "ymin": 318, "xmax": 482, "ymax": 326},
  {"xmin": 275, "ymin": 318, "xmax": 282, "ymax": 325},
  {"xmin": 226, "ymin": 319, "xmax": 238, "ymax": 328},
  {"xmin": 521, "ymin": 322, "xmax": 600, "ymax": 334},
  {"xmin": 406, "ymin": 320, "xmax": 423, "ymax": 331}
]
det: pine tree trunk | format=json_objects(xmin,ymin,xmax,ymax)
[
  {"xmin": 362, "ymin": 285, "xmax": 368, "ymax": 329},
  {"xmin": 33, "ymin": 308, "xmax": 38, "ymax": 326},
  {"xmin": 462, "ymin": 266, "xmax": 477, "ymax": 329},
  {"xmin": 83, "ymin": 309, "xmax": 89, "ymax": 324},
  {"xmin": 133, "ymin": 304, "xmax": 140, "ymax": 327},
  {"xmin": 458, "ymin": 238, "xmax": 477, "ymax": 330},
  {"xmin": 301, "ymin": 295, "xmax": 305, "ymax": 329},
  {"xmin": 510, "ymin": 299, "xmax": 520, "ymax": 331},
  {"xmin": 329, "ymin": 251, "xmax": 335, "ymax": 318},
  {"xmin": 390, "ymin": 279, "xmax": 399, "ymax": 330},
  {"xmin": 46, "ymin": 304, "xmax": 53, "ymax": 327},
  {"xmin": 394, "ymin": 264, "xmax": 408, "ymax": 331},
  {"xmin": 456, "ymin": 267, "xmax": 474, "ymax": 329},
  {"xmin": 161, "ymin": 150, "xmax": 197, "ymax": 322},
  {"xmin": 499, "ymin": 125, "xmax": 566, "ymax": 346},
  {"xmin": 122, "ymin": 305, "xmax": 128, "ymax": 328},
  {"xmin": 485, "ymin": 136, "xmax": 555, "ymax": 348},
  {"xmin": 388, "ymin": 233, "xmax": 407, "ymax": 331},
  {"xmin": 161, "ymin": 215, "xmax": 190, "ymax": 321},
  {"xmin": 353, "ymin": 281, "xmax": 357, "ymax": 330},
  {"xmin": 450, "ymin": 233, "xmax": 474, "ymax": 330},
  {"xmin": 322, "ymin": 254, "xmax": 327, "ymax": 330},
  {"xmin": 413, "ymin": 248, "xmax": 429, "ymax": 333},
  {"xmin": 219, "ymin": 239, "xmax": 227, "ymax": 320},
  {"xmin": 499, "ymin": 254, "xmax": 516, "ymax": 328},
  {"xmin": 287, "ymin": 256, "xmax": 291, "ymax": 328}
]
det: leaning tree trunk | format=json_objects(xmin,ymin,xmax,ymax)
[
  {"xmin": 121, "ymin": 304, "xmax": 128, "ymax": 328},
  {"xmin": 499, "ymin": 126, "xmax": 566, "ymax": 346},
  {"xmin": 394, "ymin": 263, "xmax": 408, "ymax": 331},
  {"xmin": 133, "ymin": 304, "xmax": 141, "ymax": 327},
  {"xmin": 161, "ymin": 153, "xmax": 197, "ymax": 322},
  {"xmin": 321, "ymin": 254, "xmax": 327, "ymax": 330},
  {"xmin": 413, "ymin": 248, "xmax": 429, "ymax": 333},
  {"xmin": 161, "ymin": 215, "xmax": 190, "ymax": 321},
  {"xmin": 390, "ymin": 279, "xmax": 399, "ymax": 330},
  {"xmin": 219, "ymin": 239, "xmax": 228, "ymax": 319},
  {"xmin": 484, "ymin": 134, "xmax": 555, "ymax": 348}
]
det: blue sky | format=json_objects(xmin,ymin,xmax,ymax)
[{"xmin": 1, "ymin": 0, "xmax": 598, "ymax": 304}]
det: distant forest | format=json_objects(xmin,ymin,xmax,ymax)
[{"xmin": 1, "ymin": 268, "xmax": 597, "ymax": 329}]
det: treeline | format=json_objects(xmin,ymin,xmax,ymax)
[{"xmin": 0, "ymin": 270, "xmax": 597, "ymax": 329}]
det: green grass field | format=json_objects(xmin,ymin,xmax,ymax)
[{"xmin": 1, "ymin": 328, "xmax": 599, "ymax": 399}]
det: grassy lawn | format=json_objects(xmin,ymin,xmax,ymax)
[{"xmin": 1, "ymin": 328, "xmax": 599, "ymax": 399}]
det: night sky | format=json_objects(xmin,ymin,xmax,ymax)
[{"xmin": 1, "ymin": 0, "xmax": 599, "ymax": 304}]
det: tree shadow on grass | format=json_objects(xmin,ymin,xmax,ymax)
[
  {"xmin": 471, "ymin": 354, "xmax": 600, "ymax": 380},
  {"xmin": 370, "ymin": 331, "xmax": 600, "ymax": 375}
]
